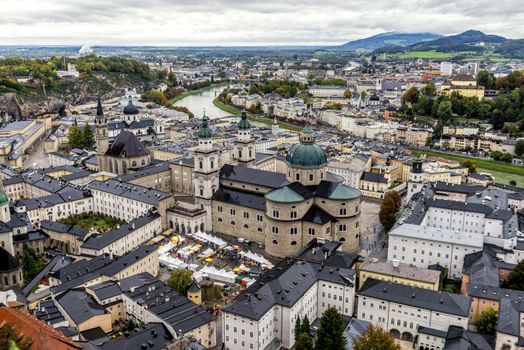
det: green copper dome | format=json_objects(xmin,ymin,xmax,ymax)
[
  {"xmin": 265, "ymin": 186, "xmax": 305, "ymax": 203},
  {"xmin": 238, "ymin": 110, "xmax": 251, "ymax": 130},
  {"xmin": 197, "ymin": 114, "xmax": 212, "ymax": 139},
  {"xmin": 286, "ymin": 124, "xmax": 327, "ymax": 168},
  {"xmin": 0, "ymin": 191, "xmax": 8, "ymax": 205}
]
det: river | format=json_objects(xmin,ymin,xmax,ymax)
[{"xmin": 174, "ymin": 86, "xmax": 231, "ymax": 119}]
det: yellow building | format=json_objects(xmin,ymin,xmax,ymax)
[
  {"xmin": 441, "ymin": 74, "xmax": 485, "ymax": 100},
  {"xmin": 358, "ymin": 258, "xmax": 441, "ymax": 291}
]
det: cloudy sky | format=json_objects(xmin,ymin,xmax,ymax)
[{"xmin": 0, "ymin": 0, "xmax": 522, "ymax": 46}]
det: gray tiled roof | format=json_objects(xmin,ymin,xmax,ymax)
[
  {"xmin": 81, "ymin": 212, "xmax": 160, "ymax": 251},
  {"xmin": 56, "ymin": 289, "xmax": 107, "ymax": 325},
  {"xmin": 100, "ymin": 323, "xmax": 173, "ymax": 350},
  {"xmin": 224, "ymin": 258, "xmax": 355, "ymax": 320},
  {"xmin": 220, "ymin": 164, "xmax": 288, "ymax": 189},
  {"xmin": 88, "ymin": 179, "xmax": 170, "ymax": 205},
  {"xmin": 359, "ymin": 279, "xmax": 471, "ymax": 317}
]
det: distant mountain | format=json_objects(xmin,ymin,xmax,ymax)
[
  {"xmin": 333, "ymin": 32, "xmax": 443, "ymax": 52},
  {"xmin": 494, "ymin": 39, "xmax": 524, "ymax": 58},
  {"xmin": 374, "ymin": 30, "xmax": 508, "ymax": 54}
]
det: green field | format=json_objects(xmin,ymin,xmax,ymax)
[
  {"xmin": 395, "ymin": 50, "xmax": 454, "ymax": 59},
  {"xmin": 212, "ymin": 98, "xmax": 303, "ymax": 132},
  {"xmin": 169, "ymin": 83, "xmax": 227, "ymax": 104},
  {"xmin": 410, "ymin": 149, "xmax": 524, "ymax": 185}
]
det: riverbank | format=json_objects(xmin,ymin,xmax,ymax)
[
  {"xmin": 410, "ymin": 148, "xmax": 524, "ymax": 185},
  {"xmin": 169, "ymin": 82, "xmax": 228, "ymax": 104},
  {"xmin": 212, "ymin": 98, "xmax": 303, "ymax": 132}
]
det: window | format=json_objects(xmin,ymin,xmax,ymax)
[
  {"xmin": 296, "ymin": 173, "xmax": 300, "ymax": 181},
  {"xmin": 291, "ymin": 241, "xmax": 297, "ymax": 245},
  {"xmin": 272, "ymin": 210, "xmax": 279, "ymax": 218},
  {"xmin": 272, "ymin": 239, "xmax": 278, "ymax": 245},
  {"xmin": 218, "ymin": 206, "xmax": 223, "ymax": 213},
  {"xmin": 230, "ymin": 209, "xmax": 236, "ymax": 215},
  {"xmin": 309, "ymin": 173, "xmax": 314, "ymax": 181},
  {"xmin": 339, "ymin": 224, "xmax": 347, "ymax": 232},
  {"xmin": 272, "ymin": 226, "xmax": 279, "ymax": 234},
  {"xmin": 243, "ymin": 212, "xmax": 249, "ymax": 219},
  {"xmin": 257, "ymin": 215, "xmax": 263, "ymax": 222},
  {"xmin": 290, "ymin": 227, "xmax": 298, "ymax": 235},
  {"xmin": 290, "ymin": 211, "xmax": 297, "ymax": 219},
  {"xmin": 340, "ymin": 208, "xmax": 347, "ymax": 216},
  {"xmin": 308, "ymin": 228, "xmax": 315, "ymax": 236}
]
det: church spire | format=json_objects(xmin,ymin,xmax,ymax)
[{"xmin": 96, "ymin": 96, "xmax": 104, "ymax": 117}]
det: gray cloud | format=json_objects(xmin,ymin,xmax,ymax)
[{"xmin": 0, "ymin": 0, "xmax": 522, "ymax": 45}]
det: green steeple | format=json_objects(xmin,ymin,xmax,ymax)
[
  {"xmin": 238, "ymin": 110, "xmax": 251, "ymax": 130},
  {"xmin": 197, "ymin": 112, "xmax": 212, "ymax": 139},
  {"xmin": 0, "ymin": 191, "xmax": 8, "ymax": 206}
]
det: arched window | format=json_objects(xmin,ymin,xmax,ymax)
[
  {"xmin": 231, "ymin": 221, "xmax": 235, "ymax": 225},
  {"xmin": 141, "ymin": 159, "xmax": 146, "ymax": 166},
  {"xmin": 12, "ymin": 275, "xmax": 16, "ymax": 285},
  {"xmin": 309, "ymin": 173, "xmax": 314, "ymax": 181},
  {"xmin": 339, "ymin": 237, "xmax": 346, "ymax": 242},
  {"xmin": 132, "ymin": 161, "xmax": 137, "ymax": 167},
  {"xmin": 291, "ymin": 241, "xmax": 297, "ymax": 245}
]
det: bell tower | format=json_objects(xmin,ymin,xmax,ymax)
[
  {"xmin": 193, "ymin": 113, "xmax": 220, "ymax": 228},
  {"xmin": 95, "ymin": 97, "xmax": 109, "ymax": 172},
  {"xmin": 234, "ymin": 110, "xmax": 255, "ymax": 167}
]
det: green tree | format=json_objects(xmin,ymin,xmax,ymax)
[
  {"xmin": 437, "ymin": 100, "xmax": 453, "ymax": 122},
  {"xmin": 491, "ymin": 150, "xmax": 503, "ymax": 161},
  {"xmin": 167, "ymin": 269, "xmax": 193, "ymax": 295},
  {"xmin": 315, "ymin": 307, "xmax": 346, "ymax": 350},
  {"xmin": 501, "ymin": 152, "xmax": 513, "ymax": 163},
  {"xmin": 300, "ymin": 316, "xmax": 310, "ymax": 336},
  {"xmin": 20, "ymin": 243, "xmax": 45, "ymax": 282},
  {"xmin": 294, "ymin": 317, "xmax": 302, "ymax": 343},
  {"xmin": 462, "ymin": 160, "xmax": 477, "ymax": 173},
  {"xmin": 504, "ymin": 260, "xmax": 524, "ymax": 291},
  {"xmin": 477, "ymin": 70, "xmax": 497, "ymax": 89},
  {"xmin": 67, "ymin": 125, "xmax": 83, "ymax": 149},
  {"xmin": 353, "ymin": 325, "xmax": 400, "ymax": 350},
  {"xmin": 423, "ymin": 83, "xmax": 436, "ymax": 96},
  {"xmin": 510, "ymin": 180, "xmax": 517, "ymax": 186},
  {"xmin": 82, "ymin": 124, "xmax": 95, "ymax": 149},
  {"xmin": 0, "ymin": 324, "xmax": 32, "ymax": 350},
  {"xmin": 474, "ymin": 308, "xmax": 498, "ymax": 335},
  {"xmin": 344, "ymin": 90, "xmax": 352, "ymax": 99},
  {"xmin": 515, "ymin": 140, "xmax": 524, "ymax": 156},
  {"xmin": 295, "ymin": 332, "xmax": 314, "ymax": 350}
]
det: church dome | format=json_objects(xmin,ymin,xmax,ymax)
[
  {"xmin": 285, "ymin": 124, "xmax": 327, "ymax": 168},
  {"xmin": 123, "ymin": 100, "xmax": 139, "ymax": 115},
  {"xmin": 0, "ymin": 191, "xmax": 8, "ymax": 206},
  {"xmin": 238, "ymin": 110, "xmax": 251, "ymax": 130}
]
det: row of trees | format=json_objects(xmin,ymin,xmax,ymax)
[
  {"xmin": 248, "ymin": 79, "xmax": 304, "ymax": 98},
  {"xmin": 67, "ymin": 124, "xmax": 95, "ymax": 149}
]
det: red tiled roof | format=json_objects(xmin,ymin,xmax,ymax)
[{"xmin": 0, "ymin": 307, "xmax": 82, "ymax": 350}]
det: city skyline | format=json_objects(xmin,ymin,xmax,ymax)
[{"xmin": 1, "ymin": 0, "xmax": 523, "ymax": 46}]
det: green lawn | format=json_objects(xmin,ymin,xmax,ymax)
[
  {"xmin": 410, "ymin": 149, "xmax": 524, "ymax": 185},
  {"xmin": 396, "ymin": 50, "xmax": 453, "ymax": 59},
  {"xmin": 169, "ymin": 82, "xmax": 227, "ymax": 104},
  {"xmin": 212, "ymin": 98, "xmax": 303, "ymax": 132},
  {"xmin": 59, "ymin": 213, "xmax": 125, "ymax": 234}
]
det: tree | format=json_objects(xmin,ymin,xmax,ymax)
[
  {"xmin": 474, "ymin": 308, "xmax": 498, "ymax": 335},
  {"xmin": 504, "ymin": 260, "xmax": 524, "ymax": 291},
  {"xmin": 344, "ymin": 90, "xmax": 352, "ymax": 99},
  {"xmin": 167, "ymin": 269, "xmax": 193, "ymax": 295},
  {"xmin": 353, "ymin": 325, "xmax": 400, "ymax": 350},
  {"xmin": 294, "ymin": 317, "xmax": 302, "ymax": 343},
  {"xmin": 82, "ymin": 124, "xmax": 95, "ymax": 149},
  {"xmin": 295, "ymin": 332, "xmax": 314, "ymax": 350},
  {"xmin": 315, "ymin": 307, "xmax": 346, "ymax": 350},
  {"xmin": 402, "ymin": 87, "xmax": 420, "ymax": 105},
  {"xmin": 20, "ymin": 243, "xmax": 44, "ymax": 282},
  {"xmin": 462, "ymin": 160, "xmax": 477, "ymax": 173},
  {"xmin": 0, "ymin": 323, "xmax": 32, "ymax": 350},
  {"xmin": 477, "ymin": 70, "xmax": 497, "ymax": 89},
  {"xmin": 515, "ymin": 140, "xmax": 524, "ymax": 156},
  {"xmin": 510, "ymin": 180, "xmax": 517, "ymax": 186},
  {"xmin": 379, "ymin": 191, "xmax": 401, "ymax": 231},
  {"xmin": 437, "ymin": 100, "xmax": 453, "ymax": 122},
  {"xmin": 67, "ymin": 125, "xmax": 83, "ymax": 149},
  {"xmin": 300, "ymin": 316, "xmax": 310, "ymax": 336},
  {"xmin": 423, "ymin": 83, "xmax": 436, "ymax": 96}
]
